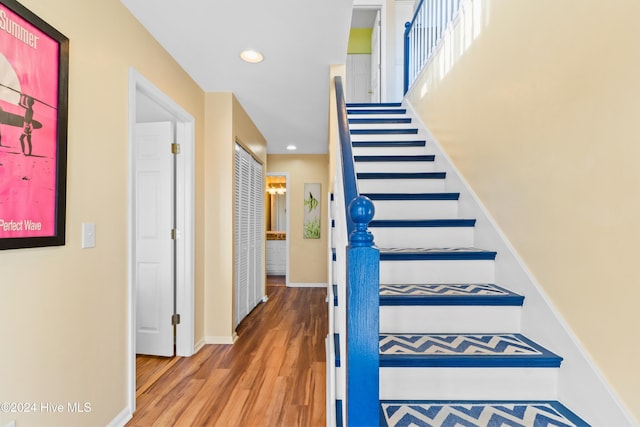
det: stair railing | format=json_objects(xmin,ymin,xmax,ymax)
[
  {"xmin": 334, "ymin": 76, "xmax": 380, "ymax": 427},
  {"xmin": 404, "ymin": 0, "xmax": 463, "ymax": 94}
]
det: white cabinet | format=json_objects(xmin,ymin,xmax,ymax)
[{"xmin": 266, "ymin": 237, "xmax": 286, "ymax": 275}]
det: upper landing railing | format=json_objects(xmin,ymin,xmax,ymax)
[
  {"xmin": 404, "ymin": 0, "xmax": 463, "ymax": 94},
  {"xmin": 334, "ymin": 76, "xmax": 380, "ymax": 427}
]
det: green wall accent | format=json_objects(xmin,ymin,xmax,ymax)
[{"xmin": 348, "ymin": 28, "xmax": 373, "ymax": 54}]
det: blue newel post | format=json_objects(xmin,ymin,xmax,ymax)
[{"xmin": 346, "ymin": 195, "xmax": 380, "ymax": 427}]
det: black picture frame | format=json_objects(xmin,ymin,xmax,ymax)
[{"xmin": 0, "ymin": 0, "xmax": 68, "ymax": 250}]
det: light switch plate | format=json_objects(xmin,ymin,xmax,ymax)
[{"xmin": 82, "ymin": 223, "xmax": 96, "ymax": 248}]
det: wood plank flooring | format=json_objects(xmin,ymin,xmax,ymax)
[{"xmin": 128, "ymin": 277, "xmax": 327, "ymax": 427}]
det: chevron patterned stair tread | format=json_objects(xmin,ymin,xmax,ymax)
[
  {"xmin": 380, "ymin": 284, "xmax": 524, "ymax": 306},
  {"xmin": 358, "ymin": 172, "xmax": 446, "ymax": 179},
  {"xmin": 370, "ymin": 219, "xmax": 476, "ymax": 228},
  {"xmin": 354, "ymin": 155, "xmax": 435, "ymax": 162},
  {"xmin": 380, "ymin": 247, "xmax": 497, "ymax": 261},
  {"xmin": 362, "ymin": 192, "xmax": 460, "ymax": 201},
  {"xmin": 379, "ymin": 333, "xmax": 563, "ymax": 367},
  {"xmin": 380, "ymin": 400, "xmax": 590, "ymax": 427},
  {"xmin": 352, "ymin": 140, "xmax": 426, "ymax": 147}
]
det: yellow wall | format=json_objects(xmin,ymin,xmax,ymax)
[
  {"xmin": 0, "ymin": 1, "xmax": 205, "ymax": 426},
  {"xmin": 203, "ymin": 93, "xmax": 267, "ymax": 343},
  {"xmin": 267, "ymin": 155, "xmax": 329, "ymax": 284},
  {"xmin": 348, "ymin": 28, "xmax": 373, "ymax": 54},
  {"xmin": 406, "ymin": 0, "xmax": 640, "ymax": 422}
]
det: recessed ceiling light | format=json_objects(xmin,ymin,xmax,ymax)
[
  {"xmin": 240, "ymin": 49, "xmax": 264, "ymax": 63},
  {"xmin": 286, "ymin": 144, "xmax": 297, "ymax": 151}
]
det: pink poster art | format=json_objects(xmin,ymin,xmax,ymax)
[{"xmin": 0, "ymin": 0, "xmax": 68, "ymax": 249}]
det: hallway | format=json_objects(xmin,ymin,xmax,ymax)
[{"xmin": 128, "ymin": 278, "xmax": 328, "ymax": 426}]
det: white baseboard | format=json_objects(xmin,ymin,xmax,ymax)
[
  {"xmin": 288, "ymin": 282, "xmax": 328, "ymax": 288},
  {"xmin": 203, "ymin": 334, "xmax": 237, "ymax": 345},
  {"xmin": 106, "ymin": 407, "xmax": 131, "ymax": 427},
  {"xmin": 194, "ymin": 338, "xmax": 206, "ymax": 353}
]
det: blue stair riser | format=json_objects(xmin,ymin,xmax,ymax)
[
  {"xmin": 380, "ymin": 294, "xmax": 524, "ymax": 306},
  {"xmin": 358, "ymin": 172, "xmax": 446, "ymax": 179},
  {"xmin": 352, "ymin": 140, "xmax": 426, "ymax": 148},
  {"xmin": 380, "ymin": 354, "xmax": 562, "ymax": 368},
  {"xmin": 379, "ymin": 334, "xmax": 563, "ymax": 368},
  {"xmin": 363, "ymin": 193, "xmax": 459, "ymax": 201},
  {"xmin": 346, "ymin": 102, "xmax": 402, "ymax": 107},
  {"xmin": 347, "ymin": 108, "xmax": 407, "ymax": 115},
  {"xmin": 380, "ymin": 284, "xmax": 524, "ymax": 307},
  {"xmin": 354, "ymin": 155, "xmax": 435, "ymax": 162},
  {"xmin": 351, "ymin": 128, "xmax": 419, "ymax": 135},
  {"xmin": 349, "ymin": 118, "xmax": 412, "ymax": 125},
  {"xmin": 380, "ymin": 248, "xmax": 497, "ymax": 261}
]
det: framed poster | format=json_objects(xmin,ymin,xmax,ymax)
[
  {"xmin": 303, "ymin": 183, "xmax": 321, "ymax": 239},
  {"xmin": 0, "ymin": 0, "xmax": 69, "ymax": 250}
]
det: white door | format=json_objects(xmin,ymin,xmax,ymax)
[
  {"xmin": 370, "ymin": 9, "xmax": 382, "ymax": 103},
  {"xmin": 134, "ymin": 121, "xmax": 175, "ymax": 357},
  {"xmin": 346, "ymin": 54, "xmax": 372, "ymax": 103}
]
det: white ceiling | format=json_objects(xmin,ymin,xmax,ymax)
[{"xmin": 121, "ymin": 0, "xmax": 356, "ymax": 154}]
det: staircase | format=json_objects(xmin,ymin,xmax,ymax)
[{"xmin": 329, "ymin": 102, "xmax": 592, "ymax": 427}]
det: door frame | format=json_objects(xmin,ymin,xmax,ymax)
[
  {"xmin": 127, "ymin": 68, "xmax": 196, "ymax": 413},
  {"xmin": 352, "ymin": 1, "xmax": 387, "ymax": 102},
  {"xmin": 266, "ymin": 172, "xmax": 290, "ymax": 286}
]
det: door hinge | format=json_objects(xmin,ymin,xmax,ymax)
[
  {"xmin": 171, "ymin": 228, "xmax": 177, "ymax": 240},
  {"xmin": 171, "ymin": 313, "xmax": 181, "ymax": 326},
  {"xmin": 171, "ymin": 143, "xmax": 180, "ymax": 154}
]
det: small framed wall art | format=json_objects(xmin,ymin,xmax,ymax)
[
  {"xmin": 303, "ymin": 183, "xmax": 321, "ymax": 239},
  {"xmin": 0, "ymin": 0, "xmax": 69, "ymax": 250}
]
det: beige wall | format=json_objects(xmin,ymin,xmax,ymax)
[
  {"xmin": 0, "ymin": 1, "xmax": 205, "ymax": 426},
  {"xmin": 267, "ymin": 155, "xmax": 329, "ymax": 284},
  {"xmin": 203, "ymin": 93, "xmax": 267, "ymax": 342},
  {"xmin": 0, "ymin": 1, "xmax": 268, "ymax": 426},
  {"xmin": 406, "ymin": 0, "xmax": 640, "ymax": 421}
]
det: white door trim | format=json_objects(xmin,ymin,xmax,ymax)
[
  {"xmin": 353, "ymin": 0, "xmax": 387, "ymax": 102},
  {"xmin": 267, "ymin": 172, "xmax": 290, "ymax": 287},
  {"xmin": 127, "ymin": 68, "xmax": 196, "ymax": 414}
]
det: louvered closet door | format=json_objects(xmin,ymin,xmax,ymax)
[
  {"xmin": 234, "ymin": 144, "xmax": 264, "ymax": 328},
  {"xmin": 251, "ymin": 160, "xmax": 264, "ymax": 309}
]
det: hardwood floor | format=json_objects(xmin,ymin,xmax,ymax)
[{"xmin": 128, "ymin": 278, "xmax": 328, "ymax": 427}]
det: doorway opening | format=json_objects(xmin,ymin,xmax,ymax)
[
  {"xmin": 347, "ymin": 6, "xmax": 383, "ymax": 103},
  {"xmin": 127, "ymin": 68, "xmax": 195, "ymax": 414},
  {"xmin": 266, "ymin": 173, "xmax": 289, "ymax": 287}
]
